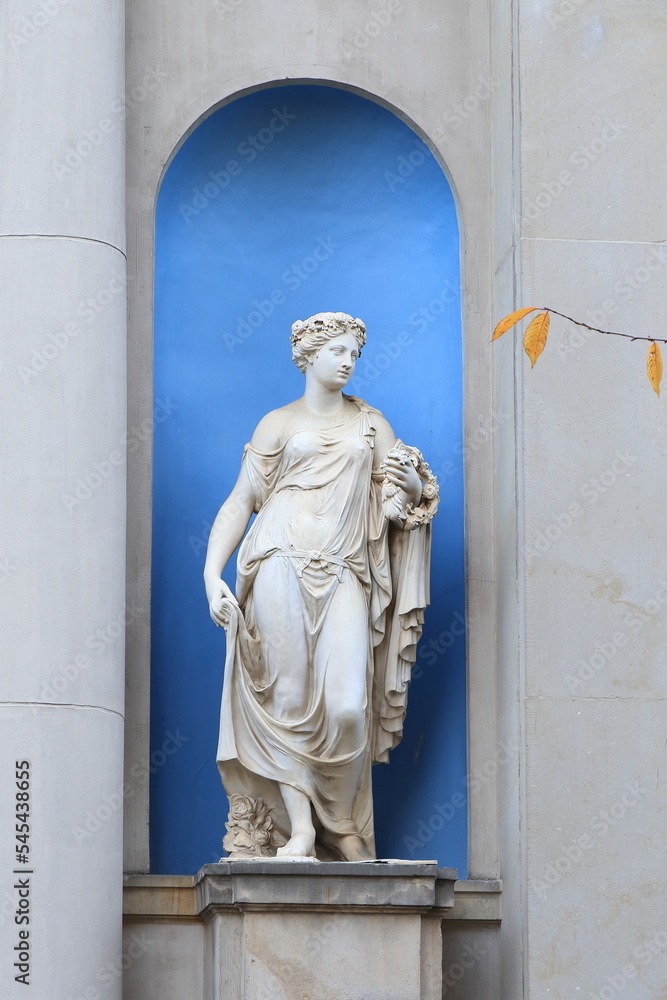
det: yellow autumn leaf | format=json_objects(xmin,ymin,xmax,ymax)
[
  {"xmin": 647, "ymin": 340, "xmax": 663, "ymax": 396},
  {"xmin": 492, "ymin": 306, "xmax": 539, "ymax": 341},
  {"xmin": 523, "ymin": 311, "xmax": 550, "ymax": 368}
]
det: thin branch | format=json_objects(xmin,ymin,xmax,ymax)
[{"xmin": 542, "ymin": 307, "xmax": 667, "ymax": 344}]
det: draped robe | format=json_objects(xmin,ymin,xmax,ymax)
[{"xmin": 217, "ymin": 396, "xmax": 432, "ymax": 858}]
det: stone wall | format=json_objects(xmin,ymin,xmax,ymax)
[
  {"xmin": 2, "ymin": 0, "xmax": 663, "ymax": 996},
  {"xmin": 517, "ymin": 2, "xmax": 667, "ymax": 996}
]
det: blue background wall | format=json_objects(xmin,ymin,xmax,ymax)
[{"xmin": 151, "ymin": 84, "xmax": 467, "ymax": 874}]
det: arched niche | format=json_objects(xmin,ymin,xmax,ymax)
[{"xmin": 150, "ymin": 83, "xmax": 467, "ymax": 874}]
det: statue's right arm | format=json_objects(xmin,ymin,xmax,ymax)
[
  {"xmin": 203, "ymin": 465, "xmax": 256, "ymax": 621},
  {"xmin": 203, "ymin": 410, "xmax": 284, "ymax": 624}
]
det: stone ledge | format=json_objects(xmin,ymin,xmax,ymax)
[
  {"xmin": 123, "ymin": 874, "xmax": 197, "ymax": 918},
  {"xmin": 123, "ymin": 871, "xmax": 501, "ymax": 922},
  {"xmin": 441, "ymin": 879, "xmax": 501, "ymax": 922},
  {"xmin": 194, "ymin": 860, "xmax": 458, "ymax": 916},
  {"xmin": 196, "ymin": 859, "xmax": 457, "ymax": 878}
]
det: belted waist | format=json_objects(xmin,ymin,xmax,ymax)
[{"xmin": 276, "ymin": 548, "xmax": 350, "ymax": 581}]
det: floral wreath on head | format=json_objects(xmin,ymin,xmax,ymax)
[{"xmin": 290, "ymin": 311, "xmax": 367, "ymax": 373}]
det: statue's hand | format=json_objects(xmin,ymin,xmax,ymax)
[
  {"xmin": 383, "ymin": 448, "xmax": 422, "ymax": 507},
  {"xmin": 207, "ymin": 578, "xmax": 239, "ymax": 628}
]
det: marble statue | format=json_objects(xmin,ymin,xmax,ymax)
[{"xmin": 204, "ymin": 312, "xmax": 439, "ymax": 861}]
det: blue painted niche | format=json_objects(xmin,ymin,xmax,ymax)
[{"xmin": 151, "ymin": 84, "xmax": 467, "ymax": 875}]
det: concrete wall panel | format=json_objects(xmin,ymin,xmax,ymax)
[
  {"xmin": 0, "ymin": 706, "xmax": 123, "ymax": 1000},
  {"xmin": 0, "ymin": 0, "xmax": 125, "ymax": 250},
  {"xmin": 520, "ymin": 0, "xmax": 667, "ymax": 243},
  {"xmin": 122, "ymin": 921, "xmax": 204, "ymax": 1000},
  {"xmin": 0, "ymin": 237, "xmax": 127, "ymax": 715},
  {"xmin": 520, "ymin": 237, "xmax": 667, "ymax": 703},
  {"xmin": 525, "ymin": 696, "xmax": 667, "ymax": 999}
]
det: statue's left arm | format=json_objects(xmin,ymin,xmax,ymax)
[
  {"xmin": 375, "ymin": 418, "xmax": 422, "ymax": 505},
  {"xmin": 373, "ymin": 415, "xmax": 439, "ymax": 529}
]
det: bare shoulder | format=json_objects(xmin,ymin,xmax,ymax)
[{"xmin": 249, "ymin": 404, "xmax": 296, "ymax": 451}]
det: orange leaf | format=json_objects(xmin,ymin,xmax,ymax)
[
  {"xmin": 492, "ymin": 307, "xmax": 539, "ymax": 341},
  {"xmin": 523, "ymin": 312, "xmax": 550, "ymax": 367},
  {"xmin": 647, "ymin": 341, "xmax": 663, "ymax": 396}
]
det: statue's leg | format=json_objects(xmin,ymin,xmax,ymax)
[
  {"xmin": 276, "ymin": 783, "xmax": 317, "ymax": 858},
  {"xmin": 252, "ymin": 557, "xmax": 317, "ymax": 856},
  {"xmin": 317, "ymin": 573, "xmax": 375, "ymax": 862},
  {"xmin": 251, "ymin": 557, "xmax": 310, "ymax": 720},
  {"xmin": 249, "ymin": 559, "xmax": 373, "ymax": 860}
]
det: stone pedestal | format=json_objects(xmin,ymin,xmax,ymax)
[{"xmin": 194, "ymin": 861, "xmax": 457, "ymax": 1000}]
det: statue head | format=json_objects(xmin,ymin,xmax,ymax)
[{"xmin": 290, "ymin": 312, "xmax": 367, "ymax": 374}]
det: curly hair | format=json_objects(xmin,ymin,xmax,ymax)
[{"xmin": 290, "ymin": 312, "xmax": 367, "ymax": 374}]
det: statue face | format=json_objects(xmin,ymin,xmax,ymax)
[{"xmin": 308, "ymin": 332, "xmax": 360, "ymax": 389}]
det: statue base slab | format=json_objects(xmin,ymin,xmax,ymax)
[{"xmin": 194, "ymin": 859, "xmax": 457, "ymax": 1000}]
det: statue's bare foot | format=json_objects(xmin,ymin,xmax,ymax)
[{"xmin": 276, "ymin": 831, "xmax": 316, "ymax": 858}]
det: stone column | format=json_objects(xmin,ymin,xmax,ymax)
[{"xmin": 0, "ymin": 3, "xmax": 126, "ymax": 998}]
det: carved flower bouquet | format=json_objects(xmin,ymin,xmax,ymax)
[{"xmin": 222, "ymin": 794, "xmax": 286, "ymax": 859}]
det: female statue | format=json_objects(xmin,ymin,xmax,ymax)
[{"xmin": 204, "ymin": 312, "xmax": 439, "ymax": 861}]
